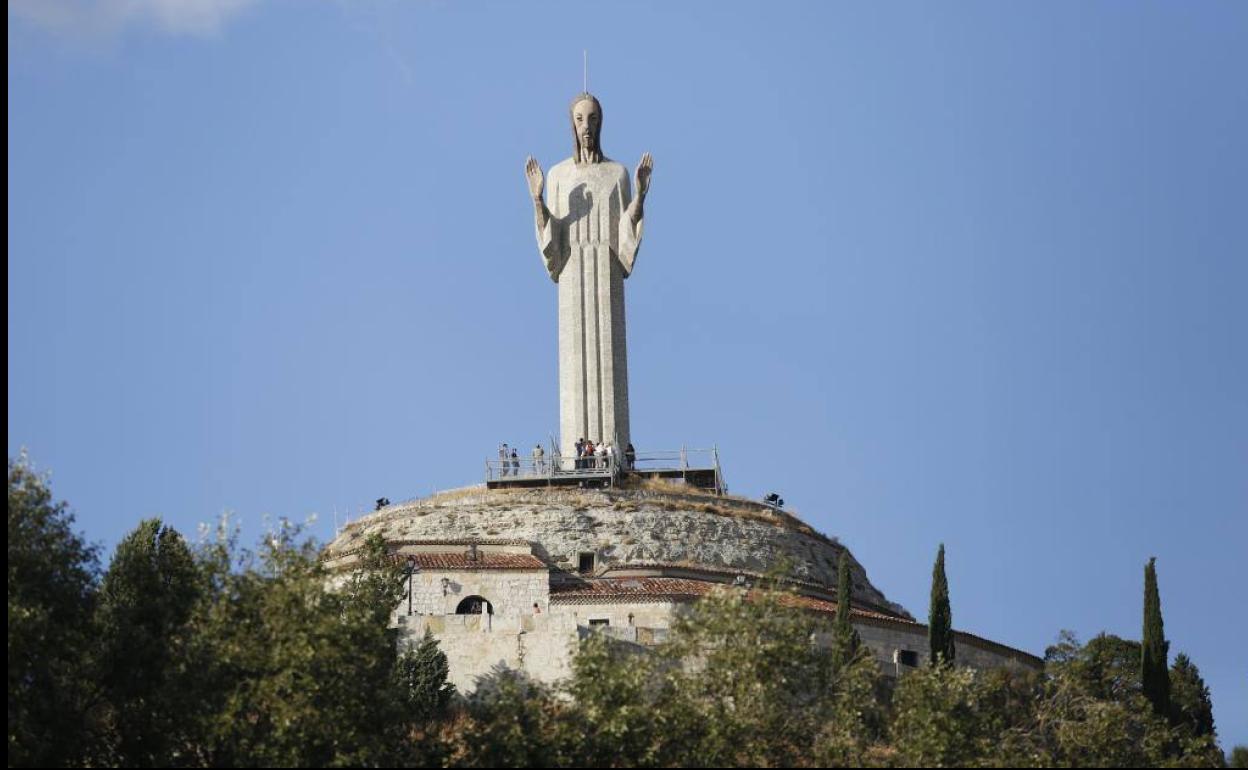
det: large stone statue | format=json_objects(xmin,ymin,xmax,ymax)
[{"xmin": 526, "ymin": 92, "xmax": 652, "ymax": 461}]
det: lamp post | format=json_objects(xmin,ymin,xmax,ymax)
[{"xmin": 403, "ymin": 555, "xmax": 419, "ymax": 616}]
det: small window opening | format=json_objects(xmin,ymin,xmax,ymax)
[
  {"xmin": 578, "ymin": 552, "xmax": 596, "ymax": 574},
  {"xmin": 896, "ymin": 649, "xmax": 920, "ymax": 667},
  {"xmin": 589, "ymin": 618, "xmax": 610, "ymax": 627}
]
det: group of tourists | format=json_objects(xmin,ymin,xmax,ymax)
[
  {"xmin": 495, "ymin": 440, "xmax": 638, "ymax": 477},
  {"xmin": 573, "ymin": 438, "xmax": 611, "ymax": 470},
  {"xmin": 496, "ymin": 443, "xmax": 522, "ymax": 477},
  {"xmin": 573, "ymin": 439, "xmax": 637, "ymax": 471},
  {"xmin": 496, "ymin": 442, "xmax": 550, "ymax": 477}
]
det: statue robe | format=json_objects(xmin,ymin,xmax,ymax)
[{"xmin": 536, "ymin": 157, "xmax": 643, "ymax": 460}]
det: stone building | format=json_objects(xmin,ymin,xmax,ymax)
[{"xmin": 323, "ymin": 484, "xmax": 1041, "ymax": 691}]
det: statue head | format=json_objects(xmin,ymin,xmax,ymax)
[{"xmin": 569, "ymin": 92, "xmax": 604, "ymax": 165}]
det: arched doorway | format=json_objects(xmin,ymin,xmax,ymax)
[{"xmin": 455, "ymin": 595, "xmax": 493, "ymax": 615}]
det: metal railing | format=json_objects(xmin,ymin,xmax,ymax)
[
  {"xmin": 486, "ymin": 455, "xmax": 614, "ymax": 482},
  {"xmin": 629, "ymin": 448, "xmax": 719, "ymax": 473},
  {"xmin": 485, "ymin": 446, "xmax": 723, "ymax": 489}
]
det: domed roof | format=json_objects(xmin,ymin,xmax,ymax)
[{"xmin": 326, "ymin": 483, "xmax": 908, "ymax": 617}]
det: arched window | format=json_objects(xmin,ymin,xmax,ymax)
[{"xmin": 455, "ymin": 595, "xmax": 493, "ymax": 615}]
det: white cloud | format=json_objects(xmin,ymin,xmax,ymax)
[{"xmin": 9, "ymin": 0, "xmax": 260, "ymax": 39}]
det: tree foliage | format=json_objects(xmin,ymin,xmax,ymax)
[
  {"xmin": 450, "ymin": 581, "xmax": 887, "ymax": 768},
  {"xmin": 91, "ymin": 518, "xmax": 200, "ymax": 766},
  {"xmin": 8, "ymin": 456, "xmax": 458, "ymax": 767},
  {"xmin": 928, "ymin": 543, "xmax": 955, "ymax": 666},
  {"xmin": 832, "ymin": 553, "xmax": 862, "ymax": 668},
  {"xmin": 1169, "ymin": 653, "xmax": 1215, "ymax": 739},
  {"xmin": 187, "ymin": 525, "xmax": 409, "ymax": 767},
  {"xmin": 1142, "ymin": 557, "xmax": 1172, "ymax": 722},
  {"xmin": 396, "ymin": 629, "xmax": 456, "ymax": 724},
  {"xmin": 5, "ymin": 455, "xmax": 1231, "ymax": 768},
  {"xmin": 8, "ymin": 453, "xmax": 99, "ymax": 768}
]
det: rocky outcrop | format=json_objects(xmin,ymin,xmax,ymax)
[{"xmin": 325, "ymin": 484, "xmax": 907, "ymax": 617}]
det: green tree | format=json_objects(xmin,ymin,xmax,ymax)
[
  {"xmin": 890, "ymin": 662, "xmax": 995, "ymax": 766},
  {"xmin": 832, "ymin": 553, "xmax": 862, "ymax": 668},
  {"xmin": 7, "ymin": 454, "xmax": 99, "ymax": 768},
  {"xmin": 1141, "ymin": 557, "xmax": 1171, "ymax": 720},
  {"xmin": 395, "ymin": 629, "xmax": 455, "ymax": 723},
  {"xmin": 656, "ymin": 583, "xmax": 883, "ymax": 767},
  {"xmin": 392, "ymin": 629, "xmax": 456, "ymax": 766},
  {"xmin": 456, "ymin": 667, "xmax": 568, "ymax": 768},
  {"xmin": 467, "ymin": 579, "xmax": 890, "ymax": 768},
  {"xmin": 1024, "ymin": 631, "xmax": 1224, "ymax": 768},
  {"xmin": 1047, "ymin": 631, "xmax": 1142, "ymax": 703},
  {"xmin": 1169, "ymin": 653, "xmax": 1215, "ymax": 738},
  {"xmin": 188, "ymin": 525, "xmax": 408, "ymax": 767},
  {"xmin": 928, "ymin": 543, "xmax": 955, "ymax": 666},
  {"xmin": 92, "ymin": 518, "xmax": 200, "ymax": 766},
  {"xmin": 1229, "ymin": 745, "xmax": 1248, "ymax": 768},
  {"xmin": 560, "ymin": 632, "xmax": 673, "ymax": 767}
]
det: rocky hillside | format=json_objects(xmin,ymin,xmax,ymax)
[{"xmin": 326, "ymin": 483, "xmax": 908, "ymax": 616}]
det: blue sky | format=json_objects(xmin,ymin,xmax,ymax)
[{"xmin": 9, "ymin": 0, "xmax": 1247, "ymax": 747}]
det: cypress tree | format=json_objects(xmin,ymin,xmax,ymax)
[
  {"xmin": 395, "ymin": 629, "xmax": 456, "ymax": 723},
  {"xmin": 833, "ymin": 553, "xmax": 861, "ymax": 666},
  {"xmin": 1141, "ymin": 557, "xmax": 1171, "ymax": 719},
  {"xmin": 928, "ymin": 543, "xmax": 954, "ymax": 666}
]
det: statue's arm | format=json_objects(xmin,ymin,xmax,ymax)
[
  {"xmin": 626, "ymin": 152, "xmax": 652, "ymax": 226},
  {"xmin": 616, "ymin": 154, "xmax": 651, "ymax": 277},
  {"xmin": 526, "ymin": 156, "xmax": 551, "ymax": 231},
  {"xmin": 528, "ymin": 157, "xmax": 567, "ymax": 281}
]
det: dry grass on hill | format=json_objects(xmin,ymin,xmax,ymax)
[{"xmin": 332, "ymin": 477, "xmax": 838, "ymax": 551}]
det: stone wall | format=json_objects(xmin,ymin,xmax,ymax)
[
  {"xmin": 397, "ymin": 613, "xmax": 577, "ymax": 692},
  {"xmin": 396, "ymin": 596, "xmax": 1039, "ymax": 692},
  {"xmin": 394, "ymin": 569, "xmax": 550, "ymax": 619},
  {"xmin": 852, "ymin": 618, "xmax": 1040, "ymax": 675}
]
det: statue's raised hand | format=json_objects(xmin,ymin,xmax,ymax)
[
  {"xmin": 525, "ymin": 156, "xmax": 544, "ymax": 200},
  {"xmin": 635, "ymin": 152, "xmax": 653, "ymax": 198}
]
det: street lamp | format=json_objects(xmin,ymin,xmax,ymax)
[{"xmin": 403, "ymin": 555, "xmax": 419, "ymax": 616}]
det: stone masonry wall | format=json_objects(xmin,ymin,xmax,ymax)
[
  {"xmin": 393, "ymin": 569, "xmax": 551, "ymax": 620},
  {"xmin": 399, "ymin": 597, "xmax": 1039, "ymax": 692}
]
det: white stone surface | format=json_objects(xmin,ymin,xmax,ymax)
[
  {"xmin": 536, "ymin": 158, "xmax": 642, "ymax": 455},
  {"xmin": 329, "ymin": 486, "xmax": 902, "ymax": 614}
]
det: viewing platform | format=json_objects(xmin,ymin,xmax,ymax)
[{"xmin": 486, "ymin": 447, "xmax": 725, "ymax": 495}]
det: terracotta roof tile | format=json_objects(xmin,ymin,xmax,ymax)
[
  {"xmin": 551, "ymin": 577, "xmax": 715, "ymax": 601},
  {"xmin": 551, "ymin": 578, "xmax": 1041, "ymax": 666},
  {"xmin": 393, "ymin": 553, "xmax": 547, "ymax": 571},
  {"xmin": 552, "ymin": 577, "xmax": 906, "ymax": 623}
]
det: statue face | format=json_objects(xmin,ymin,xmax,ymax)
[{"xmin": 573, "ymin": 98, "xmax": 601, "ymax": 150}]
